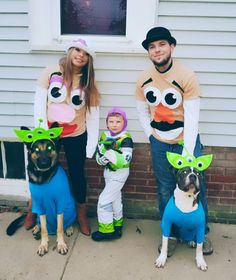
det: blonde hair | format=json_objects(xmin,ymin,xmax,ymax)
[{"xmin": 59, "ymin": 48, "xmax": 100, "ymax": 111}]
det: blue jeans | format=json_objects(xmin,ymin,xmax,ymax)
[{"xmin": 150, "ymin": 134, "xmax": 209, "ymax": 234}]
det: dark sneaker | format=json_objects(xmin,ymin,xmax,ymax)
[
  {"xmin": 187, "ymin": 237, "xmax": 213, "ymax": 255},
  {"xmin": 91, "ymin": 231, "xmax": 120, "ymax": 241},
  {"xmin": 158, "ymin": 237, "xmax": 178, "ymax": 257},
  {"xmin": 114, "ymin": 226, "xmax": 123, "ymax": 237}
]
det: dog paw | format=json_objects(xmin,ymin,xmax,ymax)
[
  {"xmin": 32, "ymin": 225, "xmax": 41, "ymax": 240},
  {"xmin": 57, "ymin": 241, "xmax": 68, "ymax": 255},
  {"xmin": 65, "ymin": 226, "xmax": 74, "ymax": 237},
  {"xmin": 155, "ymin": 254, "xmax": 167, "ymax": 268},
  {"xmin": 37, "ymin": 242, "xmax": 48, "ymax": 257},
  {"xmin": 196, "ymin": 256, "xmax": 208, "ymax": 271},
  {"xmin": 188, "ymin": 240, "xmax": 196, "ymax": 248}
]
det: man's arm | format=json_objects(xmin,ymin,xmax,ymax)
[
  {"xmin": 136, "ymin": 100, "xmax": 152, "ymax": 139},
  {"xmin": 183, "ymin": 98, "xmax": 200, "ymax": 156}
]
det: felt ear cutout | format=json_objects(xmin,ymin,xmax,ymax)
[
  {"xmin": 14, "ymin": 129, "xmax": 34, "ymax": 143},
  {"xmin": 166, "ymin": 152, "xmax": 195, "ymax": 169},
  {"xmin": 14, "ymin": 119, "xmax": 63, "ymax": 143},
  {"xmin": 194, "ymin": 154, "xmax": 213, "ymax": 171},
  {"xmin": 166, "ymin": 151, "xmax": 213, "ymax": 171}
]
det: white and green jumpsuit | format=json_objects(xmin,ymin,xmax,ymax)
[{"xmin": 96, "ymin": 130, "xmax": 133, "ymax": 233}]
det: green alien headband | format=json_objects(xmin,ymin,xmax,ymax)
[
  {"xmin": 14, "ymin": 119, "xmax": 63, "ymax": 143},
  {"xmin": 166, "ymin": 140, "xmax": 213, "ymax": 172}
]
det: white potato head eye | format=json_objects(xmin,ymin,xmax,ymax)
[
  {"xmin": 70, "ymin": 89, "xmax": 85, "ymax": 109},
  {"xmin": 162, "ymin": 88, "xmax": 182, "ymax": 109},
  {"xmin": 48, "ymin": 82, "xmax": 67, "ymax": 103},
  {"xmin": 144, "ymin": 86, "xmax": 161, "ymax": 106}
]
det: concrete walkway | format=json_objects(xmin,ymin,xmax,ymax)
[{"xmin": 0, "ymin": 212, "xmax": 235, "ymax": 280}]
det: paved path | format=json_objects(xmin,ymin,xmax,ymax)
[{"xmin": 0, "ymin": 212, "xmax": 235, "ymax": 280}]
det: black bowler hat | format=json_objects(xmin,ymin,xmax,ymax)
[{"xmin": 142, "ymin": 27, "xmax": 177, "ymax": 50}]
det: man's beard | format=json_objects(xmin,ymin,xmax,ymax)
[{"xmin": 152, "ymin": 54, "xmax": 171, "ymax": 68}]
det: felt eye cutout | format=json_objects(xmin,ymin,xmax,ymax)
[
  {"xmin": 167, "ymin": 152, "xmax": 194, "ymax": 169},
  {"xmin": 14, "ymin": 119, "xmax": 63, "ymax": 143},
  {"xmin": 26, "ymin": 133, "xmax": 34, "ymax": 140},
  {"xmin": 161, "ymin": 88, "xmax": 182, "ymax": 109},
  {"xmin": 186, "ymin": 155, "xmax": 194, "ymax": 163},
  {"xmin": 177, "ymin": 159, "xmax": 183, "ymax": 166},
  {"xmin": 70, "ymin": 89, "xmax": 85, "ymax": 110},
  {"xmin": 194, "ymin": 155, "xmax": 213, "ymax": 171},
  {"xmin": 48, "ymin": 83, "xmax": 67, "ymax": 103},
  {"xmin": 166, "ymin": 152, "xmax": 213, "ymax": 171},
  {"xmin": 48, "ymin": 73, "xmax": 67, "ymax": 103},
  {"xmin": 144, "ymin": 86, "xmax": 162, "ymax": 106}
]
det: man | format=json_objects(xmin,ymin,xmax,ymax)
[{"xmin": 135, "ymin": 26, "xmax": 213, "ymax": 256}]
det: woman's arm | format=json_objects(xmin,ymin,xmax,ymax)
[
  {"xmin": 34, "ymin": 86, "xmax": 48, "ymax": 129},
  {"xmin": 86, "ymin": 106, "xmax": 99, "ymax": 158}
]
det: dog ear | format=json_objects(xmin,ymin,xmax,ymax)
[
  {"xmin": 49, "ymin": 122, "xmax": 59, "ymax": 129},
  {"xmin": 14, "ymin": 127, "xmax": 32, "ymax": 149},
  {"xmin": 48, "ymin": 122, "xmax": 61, "ymax": 151},
  {"xmin": 20, "ymin": 126, "xmax": 30, "ymax": 131}
]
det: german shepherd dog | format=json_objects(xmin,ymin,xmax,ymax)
[{"xmin": 7, "ymin": 123, "xmax": 76, "ymax": 256}]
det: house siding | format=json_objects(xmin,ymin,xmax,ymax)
[{"xmin": 0, "ymin": 0, "xmax": 235, "ymax": 222}]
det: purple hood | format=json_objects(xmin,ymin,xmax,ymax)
[{"xmin": 106, "ymin": 107, "xmax": 128, "ymax": 136}]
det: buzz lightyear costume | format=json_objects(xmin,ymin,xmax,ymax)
[{"xmin": 92, "ymin": 107, "xmax": 133, "ymax": 241}]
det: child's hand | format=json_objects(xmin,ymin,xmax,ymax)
[
  {"xmin": 97, "ymin": 143, "xmax": 107, "ymax": 155},
  {"xmin": 104, "ymin": 150, "xmax": 117, "ymax": 164},
  {"xmin": 99, "ymin": 155, "xmax": 109, "ymax": 165}
]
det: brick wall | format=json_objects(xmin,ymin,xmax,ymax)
[{"xmin": 60, "ymin": 144, "xmax": 236, "ymax": 224}]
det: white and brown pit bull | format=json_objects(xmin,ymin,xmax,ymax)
[{"xmin": 155, "ymin": 152, "xmax": 213, "ymax": 271}]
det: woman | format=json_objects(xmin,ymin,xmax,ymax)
[{"xmin": 25, "ymin": 38, "xmax": 100, "ymax": 236}]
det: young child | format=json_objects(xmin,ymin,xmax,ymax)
[{"xmin": 91, "ymin": 107, "xmax": 133, "ymax": 241}]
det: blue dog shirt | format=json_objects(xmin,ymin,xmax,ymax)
[
  {"xmin": 30, "ymin": 165, "xmax": 76, "ymax": 235},
  {"xmin": 161, "ymin": 196, "xmax": 205, "ymax": 244}
]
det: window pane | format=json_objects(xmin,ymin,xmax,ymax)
[
  {"xmin": 61, "ymin": 0, "xmax": 127, "ymax": 36},
  {"xmin": 4, "ymin": 142, "xmax": 26, "ymax": 179}
]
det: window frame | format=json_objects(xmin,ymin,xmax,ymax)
[
  {"xmin": 0, "ymin": 144, "xmax": 29, "ymax": 198},
  {"xmin": 28, "ymin": 0, "xmax": 158, "ymax": 53}
]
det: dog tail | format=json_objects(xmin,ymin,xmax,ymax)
[{"xmin": 6, "ymin": 213, "xmax": 26, "ymax": 236}]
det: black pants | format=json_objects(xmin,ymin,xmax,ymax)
[{"xmin": 60, "ymin": 132, "xmax": 87, "ymax": 203}]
